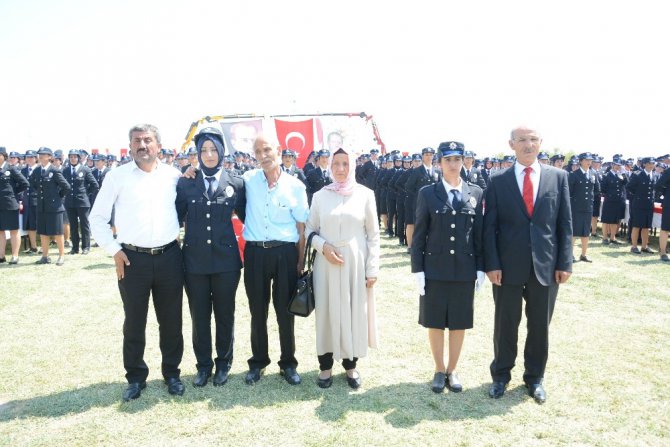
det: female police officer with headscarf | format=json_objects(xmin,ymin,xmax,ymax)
[{"xmin": 176, "ymin": 127, "xmax": 246, "ymax": 387}]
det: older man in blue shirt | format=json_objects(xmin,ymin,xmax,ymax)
[{"xmin": 242, "ymin": 135, "xmax": 309, "ymax": 385}]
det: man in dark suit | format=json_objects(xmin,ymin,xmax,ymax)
[
  {"xmin": 484, "ymin": 126, "xmax": 573, "ymax": 404},
  {"xmin": 460, "ymin": 150, "xmax": 487, "ymax": 190},
  {"xmin": 62, "ymin": 149, "xmax": 99, "ymax": 255}
]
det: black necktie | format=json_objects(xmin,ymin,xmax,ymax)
[
  {"xmin": 451, "ymin": 189, "xmax": 462, "ymax": 211},
  {"xmin": 206, "ymin": 176, "xmax": 216, "ymax": 199}
]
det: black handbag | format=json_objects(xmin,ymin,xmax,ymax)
[{"xmin": 287, "ymin": 232, "xmax": 317, "ymax": 317}]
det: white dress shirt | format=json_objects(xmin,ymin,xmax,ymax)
[
  {"xmin": 441, "ymin": 177, "xmax": 463, "ymax": 204},
  {"xmin": 514, "ymin": 160, "xmax": 542, "ymax": 204},
  {"xmin": 90, "ymin": 161, "xmax": 181, "ymax": 255}
]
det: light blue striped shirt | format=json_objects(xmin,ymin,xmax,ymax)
[{"xmin": 242, "ymin": 168, "xmax": 309, "ymax": 242}]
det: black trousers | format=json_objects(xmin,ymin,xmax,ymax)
[
  {"xmin": 397, "ymin": 198, "xmax": 406, "ymax": 243},
  {"xmin": 243, "ymin": 243, "xmax": 298, "ymax": 370},
  {"xmin": 185, "ymin": 270, "xmax": 240, "ymax": 372},
  {"xmin": 66, "ymin": 206, "xmax": 91, "ymax": 251},
  {"xmin": 387, "ymin": 196, "xmax": 397, "ymax": 235},
  {"xmin": 118, "ymin": 243, "xmax": 184, "ymax": 383},
  {"xmin": 490, "ymin": 268, "xmax": 558, "ymax": 385},
  {"xmin": 318, "ymin": 353, "xmax": 358, "ymax": 371}
]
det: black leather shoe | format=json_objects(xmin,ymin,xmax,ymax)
[
  {"xmin": 81, "ymin": 248, "xmax": 90, "ymax": 255},
  {"xmin": 526, "ymin": 383, "xmax": 546, "ymax": 404},
  {"xmin": 631, "ymin": 247, "xmax": 641, "ymax": 254},
  {"xmin": 579, "ymin": 255, "xmax": 593, "ymax": 263},
  {"xmin": 192, "ymin": 369, "xmax": 211, "ymax": 387},
  {"xmin": 345, "ymin": 370, "xmax": 361, "ymax": 389},
  {"xmin": 431, "ymin": 372, "xmax": 446, "ymax": 393},
  {"xmin": 165, "ymin": 377, "xmax": 185, "ymax": 396},
  {"xmin": 610, "ymin": 239, "xmax": 622, "ymax": 245},
  {"xmin": 446, "ymin": 371, "xmax": 463, "ymax": 393},
  {"xmin": 488, "ymin": 381, "xmax": 507, "ymax": 399},
  {"xmin": 642, "ymin": 247, "xmax": 656, "ymax": 254},
  {"xmin": 279, "ymin": 367, "xmax": 301, "ymax": 385},
  {"xmin": 68, "ymin": 249, "xmax": 79, "ymax": 255},
  {"xmin": 244, "ymin": 368, "xmax": 264, "ymax": 385},
  {"xmin": 122, "ymin": 381, "xmax": 146, "ymax": 402},
  {"xmin": 35, "ymin": 257, "xmax": 51, "ymax": 264},
  {"xmin": 661, "ymin": 254, "xmax": 670, "ymax": 262},
  {"xmin": 317, "ymin": 374, "xmax": 333, "ymax": 389},
  {"xmin": 212, "ymin": 368, "xmax": 229, "ymax": 387}
]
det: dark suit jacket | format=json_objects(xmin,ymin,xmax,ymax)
[
  {"xmin": 0, "ymin": 162, "xmax": 30, "ymax": 211},
  {"xmin": 176, "ymin": 170, "xmax": 246, "ymax": 275},
  {"xmin": 483, "ymin": 164, "xmax": 572, "ymax": 286},
  {"xmin": 460, "ymin": 166, "xmax": 487, "ymax": 190},
  {"xmin": 411, "ymin": 181, "xmax": 484, "ymax": 281},
  {"xmin": 29, "ymin": 165, "xmax": 71, "ymax": 213},
  {"xmin": 305, "ymin": 167, "xmax": 332, "ymax": 204},
  {"xmin": 359, "ymin": 159, "xmax": 379, "ymax": 191},
  {"xmin": 62, "ymin": 164, "xmax": 99, "ymax": 208},
  {"xmin": 282, "ymin": 164, "xmax": 307, "ymax": 185}
]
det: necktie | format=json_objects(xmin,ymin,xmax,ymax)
[
  {"xmin": 451, "ymin": 189, "xmax": 462, "ymax": 211},
  {"xmin": 523, "ymin": 166, "xmax": 534, "ymax": 216},
  {"xmin": 205, "ymin": 176, "xmax": 216, "ymax": 199}
]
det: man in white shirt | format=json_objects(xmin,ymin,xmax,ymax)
[{"xmin": 91, "ymin": 124, "xmax": 185, "ymax": 402}]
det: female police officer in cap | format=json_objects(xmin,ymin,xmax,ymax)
[
  {"xmin": 176, "ymin": 127, "xmax": 246, "ymax": 387},
  {"xmin": 411, "ymin": 141, "xmax": 485, "ymax": 394}
]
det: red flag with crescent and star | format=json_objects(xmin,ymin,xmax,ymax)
[{"xmin": 274, "ymin": 118, "xmax": 315, "ymax": 168}]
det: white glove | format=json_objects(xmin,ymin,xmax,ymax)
[
  {"xmin": 475, "ymin": 271, "xmax": 486, "ymax": 292},
  {"xmin": 414, "ymin": 272, "xmax": 425, "ymax": 296}
]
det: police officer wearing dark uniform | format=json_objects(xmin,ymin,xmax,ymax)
[
  {"xmin": 411, "ymin": 141, "xmax": 485, "ymax": 394},
  {"xmin": 20, "ymin": 150, "xmax": 39, "ymax": 254},
  {"xmin": 63, "ymin": 149, "xmax": 99, "ymax": 255},
  {"xmin": 460, "ymin": 150, "xmax": 487, "ymax": 190},
  {"xmin": 654, "ymin": 158, "xmax": 670, "ymax": 261},
  {"xmin": 385, "ymin": 153, "xmax": 403, "ymax": 237},
  {"xmin": 600, "ymin": 156, "xmax": 628, "ymax": 244},
  {"xmin": 176, "ymin": 127, "xmax": 247, "ymax": 387},
  {"xmin": 29, "ymin": 147, "xmax": 71, "ymax": 266},
  {"xmin": 391, "ymin": 155, "xmax": 412, "ymax": 245},
  {"xmin": 0, "ymin": 147, "xmax": 30, "ymax": 264},
  {"xmin": 305, "ymin": 149, "xmax": 332, "ymax": 206},
  {"xmin": 280, "ymin": 149, "xmax": 307, "ymax": 185},
  {"xmin": 375, "ymin": 156, "xmax": 391, "ymax": 233},
  {"xmin": 628, "ymin": 157, "xmax": 658, "ymax": 254},
  {"xmin": 590, "ymin": 155, "xmax": 604, "ymax": 236},
  {"xmin": 358, "ymin": 148, "xmax": 380, "ymax": 192},
  {"xmin": 404, "ymin": 147, "xmax": 438, "ymax": 252},
  {"xmin": 568, "ymin": 152, "xmax": 600, "ymax": 262}
]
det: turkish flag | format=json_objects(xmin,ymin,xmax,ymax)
[{"xmin": 274, "ymin": 119, "xmax": 315, "ymax": 168}]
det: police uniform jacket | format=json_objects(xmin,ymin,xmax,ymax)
[
  {"xmin": 460, "ymin": 166, "xmax": 487, "ymax": 190},
  {"xmin": 654, "ymin": 169, "xmax": 670, "ymax": 209},
  {"xmin": 306, "ymin": 167, "xmax": 332, "ymax": 203},
  {"xmin": 0, "ymin": 162, "xmax": 30, "ymax": 210},
  {"xmin": 386, "ymin": 168, "xmax": 403, "ymax": 200},
  {"xmin": 359, "ymin": 159, "xmax": 379, "ymax": 191},
  {"xmin": 282, "ymin": 164, "xmax": 307, "ymax": 185},
  {"xmin": 568, "ymin": 168, "xmax": 600, "ymax": 213},
  {"xmin": 20, "ymin": 165, "xmax": 39, "ymax": 207},
  {"xmin": 600, "ymin": 170, "xmax": 627, "ymax": 202},
  {"xmin": 405, "ymin": 165, "xmax": 439, "ymax": 212},
  {"xmin": 411, "ymin": 180, "xmax": 484, "ymax": 281},
  {"xmin": 392, "ymin": 168, "xmax": 412, "ymax": 200},
  {"xmin": 29, "ymin": 165, "xmax": 71, "ymax": 213},
  {"xmin": 176, "ymin": 169, "xmax": 246, "ymax": 275},
  {"xmin": 63, "ymin": 164, "xmax": 99, "ymax": 208},
  {"xmin": 627, "ymin": 170, "xmax": 656, "ymax": 211}
]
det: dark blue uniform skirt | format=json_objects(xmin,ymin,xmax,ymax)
[
  {"xmin": 0, "ymin": 209, "xmax": 19, "ymax": 231},
  {"xmin": 23, "ymin": 205, "xmax": 37, "ymax": 231},
  {"xmin": 630, "ymin": 208, "xmax": 654, "ymax": 229},
  {"xmin": 601, "ymin": 200, "xmax": 625, "ymax": 224},
  {"xmin": 37, "ymin": 211, "xmax": 64, "ymax": 236},
  {"xmin": 572, "ymin": 211, "xmax": 592, "ymax": 237},
  {"xmin": 419, "ymin": 279, "xmax": 474, "ymax": 330}
]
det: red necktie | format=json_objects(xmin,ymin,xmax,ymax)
[{"xmin": 523, "ymin": 166, "xmax": 534, "ymax": 216}]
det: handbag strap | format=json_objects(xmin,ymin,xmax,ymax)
[{"xmin": 304, "ymin": 232, "xmax": 317, "ymax": 271}]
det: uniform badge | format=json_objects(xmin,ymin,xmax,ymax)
[
  {"xmin": 472, "ymin": 173, "xmax": 477, "ymax": 180},
  {"xmin": 225, "ymin": 186, "xmax": 234, "ymax": 197},
  {"xmin": 449, "ymin": 142, "xmax": 457, "ymax": 150},
  {"xmin": 78, "ymin": 172, "xmax": 84, "ymax": 178},
  {"xmin": 469, "ymin": 197, "xmax": 477, "ymax": 207},
  {"xmin": 4, "ymin": 171, "xmax": 10, "ymax": 176},
  {"xmin": 48, "ymin": 172, "xmax": 53, "ymax": 178}
]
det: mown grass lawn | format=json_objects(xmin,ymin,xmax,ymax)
[{"xmin": 1, "ymin": 232, "xmax": 669, "ymax": 446}]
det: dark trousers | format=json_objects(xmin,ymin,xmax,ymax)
[
  {"xmin": 318, "ymin": 353, "xmax": 358, "ymax": 371},
  {"xmin": 243, "ymin": 243, "xmax": 298, "ymax": 370},
  {"xmin": 387, "ymin": 196, "xmax": 397, "ymax": 235},
  {"xmin": 397, "ymin": 198, "xmax": 406, "ymax": 243},
  {"xmin": 118, "ymin": 244, "xmax": 184, "ymax": 383},
  {"xmin": 66, "ymin": 206, "xmax": 91, "ymax": 251},
  {"xmin": 185, "ymin": 270, "xmax": 240, "ymax": 372},
  {"xmin": 490, "ymin": 269, "xmax": 558, "ymax": 385}
]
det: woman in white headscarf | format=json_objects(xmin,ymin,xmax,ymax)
[{"xmin": 305, "ymin": 148, "xmax": 380, "ymax": 389}]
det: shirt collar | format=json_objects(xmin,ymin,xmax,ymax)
[
  {"xmin": 442, "ymin": 176, "xmax": 463, "ymax": 194},
  {"xmin": 514, "ymin": 159, "xmax": 542, "ymax": 176}
]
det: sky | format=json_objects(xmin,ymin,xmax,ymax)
[{"xmin": 1, "ymin": 0, "xmax": 669, "ymax": 159}]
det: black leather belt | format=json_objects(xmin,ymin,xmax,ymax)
[
  {"xmin": 121, "ymin": 240, "xmax": 178, "ymax": 255},
  {"xmin": 246, "ymin": 240, "xmax": 295, "ymax": 249}
]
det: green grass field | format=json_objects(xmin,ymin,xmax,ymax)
[{"xmin": 1, "ymin": 232, "xmax": 669, "ymax": 446}]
